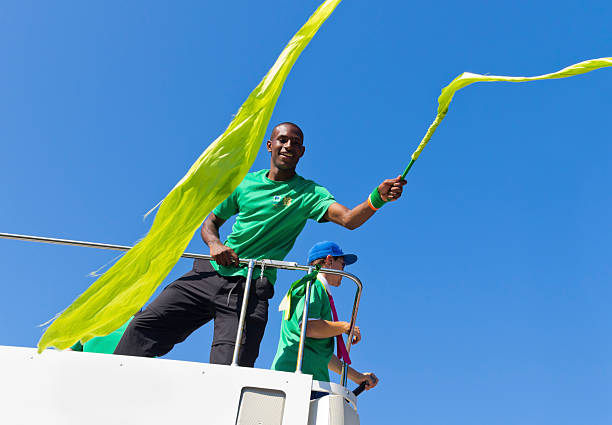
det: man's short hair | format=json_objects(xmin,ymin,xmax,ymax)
[{"xmin": 272, "ymin": 122, "xmax": 304, "ymax": 141}]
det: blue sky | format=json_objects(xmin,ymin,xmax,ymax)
[{"xmin": 1, "ymin": 1, "xmax": 610, "ymax": 424}]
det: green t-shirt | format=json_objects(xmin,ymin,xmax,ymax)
[
  {"xmin": 271, "ymin": 276, "xmax": 334, "ymax": 382},
  {"xmin": 70, "ymin": 318, "xmax": 132, "ymax": 354},
  {"xmin": 211, "ymin": 170, "xmax": 335, "ymax": 284}
]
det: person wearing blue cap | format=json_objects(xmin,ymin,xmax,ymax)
[{"xmin": 271, "ymin": 241, "xmax": 379, "ymax": 391}]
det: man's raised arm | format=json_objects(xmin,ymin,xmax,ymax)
[
  {"xmin": 324, "ymin": 176, "xmax": 406, "ymax": 230},
  {"xmin": 201, "ymin": 213, "xmax": 239, "ymax": 266}
]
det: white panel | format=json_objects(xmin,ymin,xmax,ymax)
[
  {"xmin": 308, "ymin": 396, "xmax": 329, "ymax": 425},
  {"xmin": 236, "ymin": 387, "xmax": 286, "ymax": 425},
  {"xmin": 0, "ymin": 346, "xmax": 313, "ymax": 425},
  {"xmin": 308, "ymin": 395, "xmax": 360, "ymax": 425},
  {"xmin": 328, "ymin": 395, "xmax": 360, "ymax": 425}
]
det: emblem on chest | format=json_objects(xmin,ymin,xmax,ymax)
[{"xmin": 272, "ymin": 195, "xmax": 293, "ymax": 208}]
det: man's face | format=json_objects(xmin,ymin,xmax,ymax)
[
  {"xmin": 266, "ymin": 124, "xmax": 305, "ymax": 171},
  {"xmin": 324, "ymin": 255, "xmax": 345, "ymax": 287}
]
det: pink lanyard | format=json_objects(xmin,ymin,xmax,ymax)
[{"xmin": 326, "ymin": 290, "xmax": 352, "ymax": 365}]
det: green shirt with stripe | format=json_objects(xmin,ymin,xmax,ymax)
[
  {"xmin": 211, "ymin": 170, "xmax": 335, "ymax": 284},
  {"xmin": 271, "ymin": 276, "xmax": 334, "ymax": 382}
]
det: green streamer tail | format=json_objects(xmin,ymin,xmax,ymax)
[{"xmin": 401, "ymin": 57, "xmax": 612, "ymax": 178}]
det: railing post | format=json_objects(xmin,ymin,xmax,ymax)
[
  {"xmin": 340, "ymin": 279, "xmax": 362, "ymax": 386},
  {"xmin": 231, "ymin": 259, "xmax": 255, "ymax": 367},
  {"xmin": 295, "ymin": 266, "xmax": 313, "ymax": 373}
]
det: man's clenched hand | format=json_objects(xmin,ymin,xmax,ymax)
[
  {"xmin": 377, "ymin": 175, "xmax": 406, "ymax": 202},
  {"xmin": 210, "ymin": 242, "xmax": 239, "ymax": 267}
]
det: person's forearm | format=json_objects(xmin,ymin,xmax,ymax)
[
  {"xmin": 328, "ymin": 355, "xmax": 364, "ymax": 384},
  {"xmin": 340, "ymin": 201, "xmax": 375, "ymax": 230},
  {"xmin": 324, "ymin": 177, "xmax": 406, "ymax": 229},
  {"xmin": 326, "ymin": 202, "xmax": 375, "ymax": 230},
  {"xmin": 200, "ymin": 215, "xmax": 224, "ymax": 248},
  {"xmin": 201, "ymin": 213, "xmax": 239, "ymax": 266},
  {"xmin": 305, "ymin": 320, "xmax": 349, "ymax": 339}
]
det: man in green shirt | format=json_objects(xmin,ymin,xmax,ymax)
[
  {"xmin": 272, "ymin": 241, "xmax": 378, "ymax": 391},
  {"xmin": 115, "ymin": 122, "xmax": 405, "ymax": 367}
]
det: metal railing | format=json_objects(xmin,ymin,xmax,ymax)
[{"xmin": 0, "ymin": 232, "xmax": 363, "ymax": 386}]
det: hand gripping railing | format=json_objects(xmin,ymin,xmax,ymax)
[{"xmin": 0, "ymin": 232, "xmax": 363, "ymax": 386}]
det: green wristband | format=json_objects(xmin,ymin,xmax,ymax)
[{"xmin": 368, "ymin": 187, "xmax": 387, "ymax": 210}]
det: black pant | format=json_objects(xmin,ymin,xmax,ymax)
[{"xmin": 114, "ymin": 259, "xmax": 274, "ymax": 367}]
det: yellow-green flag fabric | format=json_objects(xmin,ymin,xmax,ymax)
[
  {"xmin": 411, "ymin": 57, "xmax": 612, "ymax": 162},
  {"xmin": 38, "ymin": 0, "xmax": 343, "ymax": 353}
]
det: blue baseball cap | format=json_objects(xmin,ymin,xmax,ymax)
[{"xmin": 307, "ymin": 241, "xmax": 358, "ymax": 265}]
